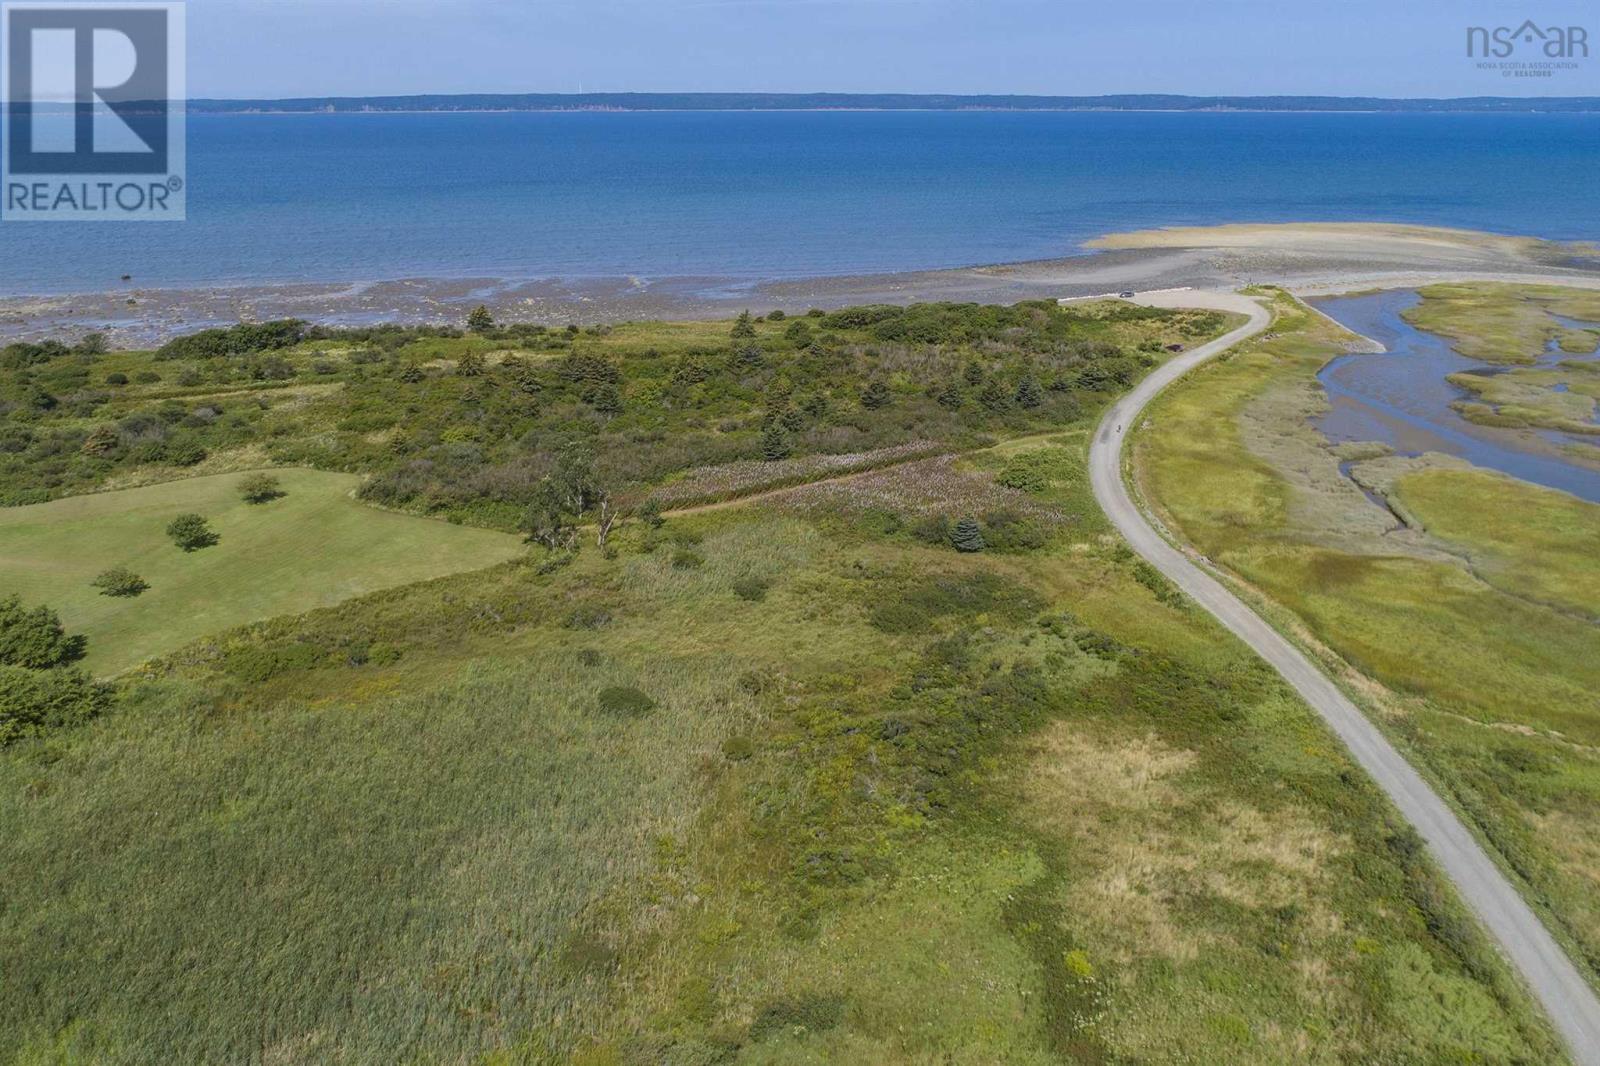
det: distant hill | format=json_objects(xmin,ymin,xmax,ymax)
[{"xmin": 187, "ymin": 92, "xmax": 1600, "ymax": 114}]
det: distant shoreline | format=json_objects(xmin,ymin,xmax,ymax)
[
  {"xmin": 185, "ymin": 91, "xmax": 1600, "ymax": 115},
  {"xmin": 191, "ymin": 108, "xmax": 1600, "ymax": 117}
]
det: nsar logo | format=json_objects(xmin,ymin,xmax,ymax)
[{"xmin": 1467, "ymin": 20, "xmax": 1589, "ymax": 59}]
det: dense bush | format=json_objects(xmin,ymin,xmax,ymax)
[
  {"xmin": 597, "ymin": 685, "xmax": 656, "ymax": 718},
  {"xmin": 0, "ymin": 664, "xmax": 110, "ymax": 745},
  {"xmin": 91, "ymin": 567, "xmax": 149, "ymax": 598},
  {"xmin": 221, "ymin": 642, "xmax": 324, "ymax": 683},
  {"xmin": 0, "ymin": 595, "xmax": 86, "ymax": 668},
  {"xmin": 239, "ymin": 473, "xmax": 284, "ymax": 504},
  {"xmin": 732, "ymin": 576, "xmax": 770, "ymax": 602},
  {"xmin": 155, "ymin": 319, "xmax": 307, "ymax": 361},
  {"xmin": 0, "ymin": 298, "xmax": 1216, "ymax": 513},
  {"xmin": 166, "ymin": 513, "xmax": 218, "ymax": 551}
]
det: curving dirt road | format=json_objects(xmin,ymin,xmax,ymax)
[{"xmin": 1088, "ymin": 288, "xmax": 1600, "ymax": 1065}]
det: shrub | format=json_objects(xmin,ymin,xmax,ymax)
[
  {"xmin": 239, "ymin": 472, "xmax": 284, "ymax": 504},
  {"xmin": 597, "ymin": 686, "xmax": 655, "ymax": 718},
  {"xmin": 950, "ymin": 516, "xmax": 986, "ymax": 553},
  {"xmin": 166, "ymin": 513, "xmax": 218, "ymax": 551},
  {"xmin": 105, "ymin": 372, "xmax": 129, "ymax": 386},
  {"xmin": 722, "ymin": 735, "xmax": 755, "ymax": 761},
  {"xmin": 91, "ymin": 567, "xmax": 148, "ymax": 598},
  {"xmin": 0, "ymin": 596, "xmax": 86, "ymax": 668},
  {"xmin": 367, "ymin": 642, "xmax": 403, "ymax": 667},
  {"xmin": 859, "ymin": 381, "xmax": 891, "ymax": 409},
  {"xmin": 1133, "ymin": 560, "xmax": 1185, "ymax": 608},
  {"xmin": 155, "ymin": 319, "xmax": 306, "ymax": 361},
  {"xmin": 995, "ymin": 448, "xmax": 1075, "ymax": 494},
  {"xmin": 733, "ymin": 576, "xmax": 770, "ymax": 602},
  {"xmin": 80, "ymin": 425, "xmax": 120, "ymax": 456},
  {"xmin": 748, "ymin": 996, "xmax": 845, "ymax": 1043},
  {"xmin": 563, "ymin": 604, "xmax": 613, "ymax": 630},
  {"xmin": 671, "ymin": 549, "xmax": 704, "ymax": 571},
  {"xmin": 576, "ymin": 648, "xmax": 602, "ymax": 667},
  {"xmin": 0, "ymin": 665, "xmax": 111, "ymax": 745},
  {"xmin": 164, "ymin": 438, "xmax": 207, "ymax": 467},
  {"xmin": 221, "ymin": 642, "xmax": 323, "ymax": 683},
  {"xmin": 977, "ymin": 379, "xmax": 1009, "ymax": 411},
  {"xmin": 980, "ymin": 509, "xmax": 1048, "ymax": 552}
]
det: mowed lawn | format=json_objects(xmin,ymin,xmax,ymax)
[{"xmin": 0, "ymin": 469, "xmax": 526, "ymax": 674}]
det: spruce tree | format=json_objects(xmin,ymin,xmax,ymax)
[
  {"xmin": 731, "ymin": 311, "xmax": 757, "ymax": 340},
  {"xmin": 936, "ymin": 380, "xmax": 963, "ymax": 409},
  {"xmin": 758, "ymin": 422, "xmax": 790, "ymax": 457},
  {"xmin": 1015, "ymin": 374, "xmax": 1043, "ymax": 409},
  {"xmin": 761, "ymin": 422, "xmax": 792, "ymax": 462},
  {"xmin": 860, "ymin": 381, "xmax": 892, "ymax": 409},
  {"xmin": 950, "ymin": 516, "xmax": 986, "ymax": 553}
]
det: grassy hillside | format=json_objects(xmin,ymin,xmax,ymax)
[
  {"xmin": 0, "ymin": 300, "xmax": 1567, "ymax": 1063},
  {"xmin": 0, "ymin": 468, "xmax": 524, "ymax": 674},
  {"xmin": 1133, "ymin": 286, "xmax": 1600, "ymax": 995}
]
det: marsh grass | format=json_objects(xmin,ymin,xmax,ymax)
[
  {"xmin": 1403, "ymin": 282, "xmax": 1600, "ymax": 363},
  {"xmin": 1134, "ymin": 285, "xmax": 1600, "ymax": 998}
]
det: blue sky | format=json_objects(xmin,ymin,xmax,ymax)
[{"xmin": 189, "ymin": 0, "xmax": 1600, "ymax": 98}]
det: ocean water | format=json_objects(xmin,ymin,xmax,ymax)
[
  {"xmin": 1314, "ymin": 290, "xmax": 1600, "ymax": 504},
  {"xmin": 2, "ymin": 110, "xmax": 1599, "ymax": 294}
]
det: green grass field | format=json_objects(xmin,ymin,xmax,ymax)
[
  {"xmin": 1133, "ymin": 286, "xmax": 1600, "ymax": 996},
  {"xmin": 0, "ymin": 468, "xmax": 525, "ymax": 674}
]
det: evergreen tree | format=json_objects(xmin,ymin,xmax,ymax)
[
  {"xmin": 589, "ymin": 382, "xmax": 622, "ymax": 415},
  {"xmin": 950, "ymin": 516, "xmax": 986, "ymax": 553},
  {"xmin": 731, "ymin": 311, "xmax": 757, "ymax": 340},
  {"xmin": 1015, "ymin": 374, "xmax": 1043, "ymax": 409},
  {"xmin": 761, "ymin": 422, "xmax": 792, "ymax": 462},
  {"xmin": 936, "ymin": 380, "xmax": 963, "ymax": 409},
  {"xmin": 860, "ymin": 381, "xmax": 892, "ymax": 410},
  {"xmin": 466, "ymin": 305, "xmax": 495, "ymax": 333},
  {"xmin": 963, "ymin": 361, "xmax": 985, "ymax": 386},
  {"xmin": 978, "ymin": 378, "xmax": 1009, "ymax": 412}
]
